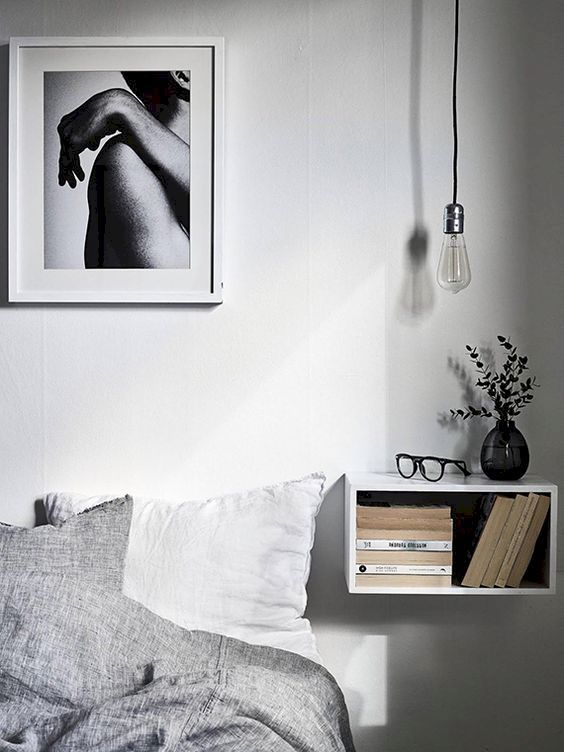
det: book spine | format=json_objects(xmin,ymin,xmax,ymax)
[
  {"xmin": 462, "ymin": 493, "xmax": 496, "ymax": 570},
  {"xmin": 461, "ymin": 495, "xmax": 513, "ymax": 587},
  {"xmin": 356, "ymin": 517, "xmax": 453, "ymax": 531},
  {"xmin": 481, "ymin": 495, "xmax": 527, "ymax": 588},
  {"xmin": 357, "ymin": 507, "xmax": 451, "ymax": 521},
  {"xmin": 356, "ymin": 550, "xmax": 453, "ymax": 566},
  {"xmin": 506, "ymin": 494, "xmax": 551, "ymax": 588},
  {"xmin": 356, "ymin": 539, "xmax": 452, "ymax": 551},
  {"xmin": 356, "ymin": 564, "xmax": 452, "ymax": 575},
  {"xmin": 356, "ymin": 525, "xmax": 452, "ymax": 540},
  {"xmin": 495, "ymin": 493, "xmax": 539, "ymax": 587},
  {"xmin": 356, "ymin": 574, "xmax": 452, "ymax": 587}
]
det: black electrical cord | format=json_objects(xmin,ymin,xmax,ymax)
[{"xmin": 452, "ymin": 0, "xmax": 460, "ymax": 205}]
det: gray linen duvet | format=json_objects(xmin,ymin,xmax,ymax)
[{"xmin": 0, "ymin": 571, "xmax": 355, "ymax": 751}]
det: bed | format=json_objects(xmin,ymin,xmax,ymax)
[{"xmin": 0, "ymin": 476, "xmax": 356, "ymax": 751}]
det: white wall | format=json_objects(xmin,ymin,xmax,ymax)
[{"xmin": 0, "ymin": 1, "xmax": 563, "ymax": 750}]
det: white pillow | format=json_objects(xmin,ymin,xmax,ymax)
[
  {"xmin": 43, "ymin": 493, "xmax": 120, "ymax": 526},
  {"xmin": 43, "ymin": 474, "xmax": 325, "ymax": 663}
]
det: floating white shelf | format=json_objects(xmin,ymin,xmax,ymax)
[{"xmin": 345, "ymin": 472, "xmax": 557, "ymax": 595}]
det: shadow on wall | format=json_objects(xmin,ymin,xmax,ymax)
[
  {"xmin": 307, "ymin": 476, "xmax": 389, "ymax": 746},
  {"xmin": 34, "ymin": 498, "xmax": 48, "ymax": 526},
  {"xmin": 0, "ymin": 45, "xmax": 8, "ymax": 305},
  {"xmin": 397, "ymin": 225, "xmax": 434, "ymax": 321},
  {"xmin": 397, "ymin": 0, "xmax": 434, "ymax": 323},
  {"xmin": 437, "ymin": 353, "xmax": 492, "ymax": 470}
]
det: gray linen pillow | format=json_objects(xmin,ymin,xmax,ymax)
[{"xmin": 0, "ymin": 496, "xmax": 132, "ymax": 592}]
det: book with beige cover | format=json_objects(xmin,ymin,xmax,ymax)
[
  {"xmin": 357, "ymin": 550, "xmax": 452, "ymax": 566},
  {"xmin": 357, "ymin": 524, "xmax": 452, "ymax": 540},
  {"xmin": 495, "ymin": 493, "xmax": 540, "ymax": 587},
  {"xmin": 506, "ymin": 494, "xmax": 550, "ymax": 588},
  {"xmin": 481, "ymin": 495, "xmax": 527, "ymax": 588},
  {"xmin": 357, "ymin": 505, "xmax": 450, "ymax": 525},
  {"xmin": 356, "ymin": 574, "xmax": 451, "ymax": 588},
  {"xmin": 357, "ymin": 517, "xmax": 452, "ymax": 537},
  {"xmin": 356, "ymin": 515, "xmax": 452, "ymax": 531},
  {"xmin": 461, "ymin": 496, "xmax": 513, "ymax": 587}
]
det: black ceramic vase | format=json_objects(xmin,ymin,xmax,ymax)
[{"xmin": 480, "ymin": 419, "xmax": 529, "ymax": 480}]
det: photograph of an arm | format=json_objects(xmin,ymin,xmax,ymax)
[{"xmin": 54, "ymin": 70, "xmax": 190, "ymax": 269}]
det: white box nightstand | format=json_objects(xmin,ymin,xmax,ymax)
[{"xmin": 345, "ymin": 473, "xmax": 557, "ymax": 595}]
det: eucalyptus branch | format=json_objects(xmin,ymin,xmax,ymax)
[{"xmin": 450, "ymin": 336, "xmax": 539, "ymax": 423}]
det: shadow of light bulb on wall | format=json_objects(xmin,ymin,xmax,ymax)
[
  {"xmin": 397, "ymin": 225, "xmax": 434, "ymax": 321},
  {"xmin": 396, "ymin": 1, "xmax": 435, "ymax": 323},
  {"xmin": 437, "ymin": 352, "xmax": 497, "ymax": 470}
]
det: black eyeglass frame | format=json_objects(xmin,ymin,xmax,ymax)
[{"xmin": 395, "ymin": 453, "xmax": 471, "ymax": 482}]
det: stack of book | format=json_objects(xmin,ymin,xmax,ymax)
[
  {"xmin": 355, "ymin": 504, "xmax": 453, "ymax": 587},
  {"xmin": 461, "ymin": 492, "xmax": 550, "ymax": 588}
]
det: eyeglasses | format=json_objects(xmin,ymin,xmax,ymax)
[{"xmin": 395, "ymin": 453, "xmax": 471, "ymax": 482}]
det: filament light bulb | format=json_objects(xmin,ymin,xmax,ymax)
[{"xmin": 437, "ymin": 203, "xmax": 471, "ymax": 294}]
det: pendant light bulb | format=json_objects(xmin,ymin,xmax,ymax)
[
  {"xmin": 437, "ymin": 203, "xmax": 471, "ymax": 294},
  {"xmin": 437, "ymin": 0, "xmax": 471, "ymax": 294}
]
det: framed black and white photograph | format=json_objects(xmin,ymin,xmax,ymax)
[{"xmin": 9, "ymin": 37, "xmax": 223, "ymax": 303}]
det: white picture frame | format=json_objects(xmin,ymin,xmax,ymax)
[{"xmin": 9, "ymin": 37, "xmax": 224, "ymax": 304}]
